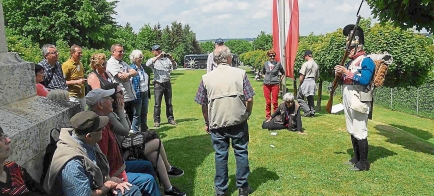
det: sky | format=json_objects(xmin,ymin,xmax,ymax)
[{"xmin": 113, "ymin": 0, "xmax": 377, "ymax": 41}]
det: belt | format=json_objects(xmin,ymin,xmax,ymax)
[
  {"xmin": 306, "ymin": 77, "xmax": 315, "ymax": 79},
  {"xmin": 154, "ymin": 81, "xmax": 170, "ymax": 84}
]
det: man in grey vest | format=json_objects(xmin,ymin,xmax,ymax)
[
  {"xmin": 297, "ymin": 50, "xmax": 319, "ymax": 117},
  {"xmin": 195, "ymin": 45, "xmax": 254, "ymax": 196}
]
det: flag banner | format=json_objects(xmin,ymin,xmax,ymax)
[{"xmin": 272, "ymin": 0, "xmax": 299, "ymax": 79}]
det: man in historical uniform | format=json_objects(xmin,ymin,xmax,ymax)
[
  {"xmin": 334, "ymin": 24, "xmax": 375, "ymax": 171},
  {"xmin": 297, "ymin": 50, "xmax": 319, "ymax": 117}
]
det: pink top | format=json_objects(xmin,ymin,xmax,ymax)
[{"xmin": 36, "ymin": 83, "xmax": 49, "ymax": 97}]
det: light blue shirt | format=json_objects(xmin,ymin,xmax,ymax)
[
  {"xmin": 60, "ymin": 136, "xmax": 97, "ymax": 196},
  {"xmin": 145, "ymin": 57, "xmax": 174, "ymax": 83}
]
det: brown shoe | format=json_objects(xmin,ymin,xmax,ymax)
[
  {"xmin": 168, "ymin": 120, "xmax": 177, "ymax": 125},
  {"xmin": 154, "ymin": 122, "xmax": 160, "ymax": 127}
]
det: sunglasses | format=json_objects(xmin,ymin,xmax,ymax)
[
  {"xmin": 99, "ymin": 62, "xmax": 107, "ymax": 67},
  {"xmin": 269, "ymin": 55, "xmax": 276, "ymax": 58}
]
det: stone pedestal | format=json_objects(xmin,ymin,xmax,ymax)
[{"xmin": 0, "ymin": 52, "xmax": 80, "ymax": 179}]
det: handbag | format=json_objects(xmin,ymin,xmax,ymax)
[{"xmin": 121, "ymin": 130, "xmax": 160, "ymax": 160}]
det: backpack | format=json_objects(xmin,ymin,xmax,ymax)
[
  {"xmin": 367, "ymin": 52, "xmax": 393, "ymax": 87},
  {"xmin": 40, "ymin": 128, "xmax": 60, "ymax": 185}
]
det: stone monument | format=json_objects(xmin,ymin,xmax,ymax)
[{"xmin": 0, "ymin": 0, "xmax": 79, "ymax": 181}]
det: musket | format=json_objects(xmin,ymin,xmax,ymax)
[{"xmin": 325, "ymin": 0, "xmax": 364, "ymax": 114}]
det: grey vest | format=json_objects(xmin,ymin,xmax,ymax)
[{"xmin": 202, "ymin": 64, "xmax": 249, "ymax": 130}]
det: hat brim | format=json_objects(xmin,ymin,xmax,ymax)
[
  {"xmin": 97, "ymin": 116, "xmax": 109, "ymax": 130},
  {"xmin": 102, "ymin": 89, "xmax": 115, "ymax": 98}
]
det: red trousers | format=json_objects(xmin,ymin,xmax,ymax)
[{"xmin": 263, "ymin": 84, "xmax": 280, "ymax": 118}]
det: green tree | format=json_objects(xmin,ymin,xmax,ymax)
[
  {"xmin": 253, "ymin": 31, "xmax": 272, "ymax": 50},
  {"xmin": 365, "ymin": 0, "xmax": 434, "ymax": 32},
  {"xmin": 136, "ymin": 24, "xmax": 156, "ymax": 51},
  {"xmin": 224, "ymin": 40, "xmax": 252, "ymax": 55},
  {"xmin": 3, "ymin": 0, "xmax": 118, "ymax": 48},
  {"xmin": 200, "ymin": 41, "xmax": 214, "ymax": 54}
]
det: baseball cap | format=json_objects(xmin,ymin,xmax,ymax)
[
  {"xmin": 85, "ymin": 89, "xmax": 115, "ymax": 106},
  {"xmin": 303, "ymin": 50, "xmax": 313, "ymax": 57},
  {"xmin": 215, "ymin": 38, "xmax": 224, "ymax": 44},
  {"xmin": 70, "ymin": 111, "xmax": 109, "ymax": 135},
  {"xmin": 151, "ymin": 44, "xmax": 161, "ymax": 51}
]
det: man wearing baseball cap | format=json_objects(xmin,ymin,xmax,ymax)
[
  {"xmin": 297, "ymin": 50, "xmax": 320, "ymax": 117},
  {"xmin": 206, "ymin": 38, "xmax": 225, "ymax": 73},
  {"xmin": 145, "ymin": 44, "xmax": 178, "ymax": 127},
  {"xmin": 44, "ymin": 111, "xmax": 141, "ymax": 196},
  {"xmin": 86, "ymin": 89, "xmax": 161, "ymax": 196}
]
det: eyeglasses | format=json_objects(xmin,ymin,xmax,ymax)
[
  {"xmin": 269, "ymin": 55, "xmax": 276, "ymax": 58},
  {"xmin": 138, "ymin": 56, "xmax": 143, "ymax": 59},
  {"xmin": 47, "ymin": 51, "xmax": 59, "ymax": 55},
  {"xmin": 99, "ymin": 62, "xmax": 107, "ymax": 67},
  {"xmin": 116, "ymin": 91, "xmax": 124, "ymax": 95},
  {"xmin": 0, "ymin": 133, "xmax": 9, "ymax": 142},
  {"xmin": 285, "ymin": 101, "xmax": 293, "ymax": 105},
  {"xmin": 115, "ymin": 50, "xmax": 124, "ymax": 54},
  {"xmin": 154, "ymin": 48, "xmax": 161, "ymax": 51}
]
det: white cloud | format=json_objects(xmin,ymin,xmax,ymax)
[
  {"xmin": 217, "ymin": 14, "xmax": 232, "ymax": 19},
  {"xmin": 113, "ymin": 0, "xmax": 377, "ymax": 40}
]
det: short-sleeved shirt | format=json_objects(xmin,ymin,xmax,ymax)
[
  {"xmin": 38, "ymin": 59, "xmax": 68, "ymax": 91},
  {"xmin": 106, "ymin": 56, "xmax": 136, "ymax": 102},
  {"xmin": 62, "ymin": 59, "xmax": 85, "ymax": 98},
  {"xmin": 145, "ymin": 57, "xmax": 174, "ymax": 83},
  {"xmin": 299, "ymin": 59, "xmax": 319, "ymax": 78}
]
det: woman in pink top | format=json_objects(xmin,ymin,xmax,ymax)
[{"xmin": 35, "ymin": 64, "xmax": 49, "ymax": 97}]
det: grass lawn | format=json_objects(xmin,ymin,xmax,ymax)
[{"xmin": 146, "ymin": 67, "xmax": 434, "ymax": 196}]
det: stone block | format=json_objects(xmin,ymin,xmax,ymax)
[
  {"xmin": 0, "ymin": 52, "xmax": 35, "ymax": 105},
  {"xmin": 0, "ymin": 96, "xmax": 80, "ymax": 179}
]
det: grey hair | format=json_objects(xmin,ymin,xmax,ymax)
[
  {"xmin": 129, "ymin": 50, "xmax": 143, "ymax": 64},
  {"xmin": 47, "ymin": 89, "xmax": 69, "ymax": 103},
  {"xmin": 41, "ymin": 44, "xmax": 56, "ymax": 57},
  {"xmin": 213, "ymin": 46, "xmax": 232, "ymax": 64},
  {"xmin": 282, "ymin": 93, "xmax": 295, "ymax": 102}
]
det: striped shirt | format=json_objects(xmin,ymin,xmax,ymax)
[
  {"xmin": 145, "ymin": 57, "xmax": 175, "ymax": 83},
  {"xmin": 38, "ymin": 59, "xmax": 68, "ymax": 90}
]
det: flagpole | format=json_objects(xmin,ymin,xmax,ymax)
[{"xmin": 279, "ymin": 0, "xmax": 287, "ymax": 96}]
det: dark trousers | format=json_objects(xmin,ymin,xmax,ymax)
[
  {"xmin": 261, "ymin": 120, "xmax": 287, "ymax": 130},
  {"xmin": 153, "ymin": 81, "xmax": 174, "ymax": 123},
  {"xmin": 125, "ymin": 101, "xmax": 134, "ymax": 123}
]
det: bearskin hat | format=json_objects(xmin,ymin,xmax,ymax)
[{"xmin": 343, "ymin": 24, "xmax": 364, "ymax": 49}]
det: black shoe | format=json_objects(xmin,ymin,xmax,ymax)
[
  {"xmin": 164, "ymin": 186, "xmax": 186, "ymax": 196},
  {"xmin": 167, "ymin": 166, "xmax": 184, "ymax": 178},
  {"xmin": 303, "ymin": 113, "xmax": 314, "ymax": 117},
  {"xmin": 238, "ymin": 187, "xmax": 253, "ymax": 196}
]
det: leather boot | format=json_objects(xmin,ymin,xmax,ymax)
[
  {"xmin": 350, "ymin": 139, "xmax": 370, "ymax": 171},
  {"xmin": 344, "ymin": 135, "xmax": 359, "ymax": 165}
]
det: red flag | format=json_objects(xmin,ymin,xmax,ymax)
[
  {"xmin": 286, "ymin": 0, "xmax": 299, "ymax": 79},
  {"xmin": 272, "ymin": 0, "xmax": 299, "ymax": 79}
]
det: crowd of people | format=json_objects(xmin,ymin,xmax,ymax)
[{"xmin": 2, "ymin": 25, "xmax": 376, "ymax": 195}]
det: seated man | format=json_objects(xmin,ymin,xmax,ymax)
[
  {"xmin": 86, "ymin": 89, "xmax": 165, "ymax": 196},
  {"xmin": 43, "ymin": 111, "xmax": 141, "ymax": 196},
  {"xmin": 261, "ymin": 93, "xmax": 305, "ymax": 135}
]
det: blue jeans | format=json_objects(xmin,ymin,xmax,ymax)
[
  {"xmin": 126, "ymin": 160, "xmax": 160, "ymax": 196},
  {"xmin": 132, "ymin": 92, "xmax": 149, "ymax": 132},
  {"xmin": 115, "ymin": 185, "xmax": 141, "ymax": 196},
  {"xmin": 210, "ymin": 121, "xmax": 250, "ymax": 194}
]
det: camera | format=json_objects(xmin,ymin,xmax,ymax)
[{"xmin": 162, "ymin": 53, "xmax": 169, "ymax": 58}]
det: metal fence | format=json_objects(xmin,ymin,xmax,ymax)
[{"xmin": 322, "ymin": 81, "xmax": 434, "ymax": 118}]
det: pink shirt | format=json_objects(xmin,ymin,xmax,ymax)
[{"xmin": 36, "ymin": 83, "xmax": 49, "ymax": 97}]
